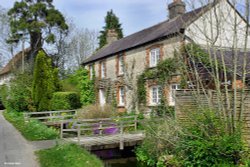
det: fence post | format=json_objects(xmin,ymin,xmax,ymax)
[
  {"xmin": 99, "ymin": 121, "xmax": 102, "ymax": 135},
  {"xmin": 24, "ymin": 113, "xmax": 28, "ymax": 122},
  {"xmin": 134, "ymin": 116, "xmax": 137, "ymax": 131},
  {"xmin": 119, "ymin": 121, "xmax": 124, "ymax": 150},
  {"xmin": 60, "ymin": 121, "xmax": 63, "ymax": 139},
  {"xmin": 77, "ymin": 125, "xmax": 80, "ymax": 145}
]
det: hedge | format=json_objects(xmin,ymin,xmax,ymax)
[{"xmin": 50, "ymin": 92, "xmax": 81, "ymax": 110}]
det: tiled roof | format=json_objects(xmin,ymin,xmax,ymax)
[
  {"xmin": 214, "ymin": 49, "xmax": 250, "ymax": 79},
  {"xmin": 82, "ymin": 2, "xmax": 215, "ymax": 65},
  {"xmin": 0, "ymin": 48, "xmax": 31, "ymax": 75}
]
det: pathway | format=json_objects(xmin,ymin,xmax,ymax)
[{"xmin": 0, "ymin": 110, "xmax": 39, "ymax": 167}]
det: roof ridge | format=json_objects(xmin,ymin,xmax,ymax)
[{"xmin": 82, "ymin": 1, "xmax": 220, "ymax": 65}]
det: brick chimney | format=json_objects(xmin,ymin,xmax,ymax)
[
  {"xmin": 106, "ymin": 29, "xmax": 118, "ymax": 45},
  {"xmin": 168, "ymin": 0, "xmax": 186, "ymax": 19}
]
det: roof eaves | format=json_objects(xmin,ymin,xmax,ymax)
[{"xmin": 82, "ymin": 32, "xmax": 181, "ymax": 66}]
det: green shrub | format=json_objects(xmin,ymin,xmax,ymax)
[
  {"xmin": 37, "ymin": 144, "xmax": 103, "ymax": 167},
  {"xmin": 32, "ymin": 50, "xmax": 60, "ymax": 111},
  {"xmin": 3, "ymin": 110, "xmax": 58, "ymax": 140},
  {"xmin": 78, "ymin": 68, "xmax": 95, "ymax": 106},
  {"xmin": 61, "ymin": 68, "xmax": 96, "ymax": 106},
  {"xmin": 135, "ymin": 109, "xmax": 248, "ymax": 167},
  {"xmin": 77, "ymin": 104, "xmax": 119, "ymax": 119},
  {"xmin": 4, "ymin": 72, "xmax": 34, "ymax": 112},
  {"xmin": 0, "ymin": 84, "xmax": 8, "ymax": 109},
  {"xmin": 50, "ymin": 92, "xmax": 81, "ymax": 110}
]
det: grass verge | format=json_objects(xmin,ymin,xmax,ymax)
[
  {"xmin": 3, "ymin": 110, "xmax": 59, "ymax": 140},
  {"xmin": 36, "ymin": 144, "xmax": 104, "ymax": 167}
]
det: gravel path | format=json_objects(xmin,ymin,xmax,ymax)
[{"xmin": 0, "ymin": 110, "xmax": 39, "ymax": 167}]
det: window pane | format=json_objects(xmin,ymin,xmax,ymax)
[
  {"xmin": 89, "ymin": 65, "xmax": 93, "ymax": 79},
  {"xmin": 156, "ymin": 49, "xmax": 160, "ymax": 62},
  {"xmin": 119, "ymin": 87, "xmax": 125, "ymax": 105},
  {"xmin": 101, "ymin": 62, "xmax": 105, "ymax": 78},
  {"xmin": 157, "ymin": 86, "xmax": 162, "ymax": 103},
  {"xmin": 119, "ymin": 56, "xmax": 124, "ymax": 74},
  {"xmin": 150, "ymin": 48, "xmax": 160, "ymax": 67},
  {"xmin": 152, "ymin": 87, "xmax": 157, "ymax": 103}
]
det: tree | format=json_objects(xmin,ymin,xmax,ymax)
[
  {"xmin": 137, "ymin": 0, "xmax": 250, "ymax": 166},
  {"xmin": 75, "ymin": 68, "xmax": 95, "ymax": 105},
  {"xmin": 67, "ymin": 28, "xmax": 98, "ymax": 69},
  {"xmin": 0, "ymin": 5, "xmax": 13, "ymax": 66},
  {"xmin": 32, "ymin": 50, "xmax": 59, "ymax": 111},
  {"xmin": 98, "ymin": 10, "xmax": 123, "ymax": 48},
  {"xmin": 7, "ymin": 0, "xmax": 68, "ymax": 56}
]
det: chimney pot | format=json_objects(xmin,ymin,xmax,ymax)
[
  {"xmin": 168, "ymin": 0, "xmax": 186, "ymax": 19},
  {"xmin": 106, "ymin": 29, "xmax": 118, "ymax": 45}
]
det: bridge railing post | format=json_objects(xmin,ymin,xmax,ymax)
[
  {"xmin": 60, "ymin": 121, "xmax": 63, "ymax": 139},
  {"xmin": 119, "ymin": 121, "xmax": 124, "ymax": 150},
  {"xmin": 134, "ymin": 115, "xmax": 137, "ymax": 131},
  {"xmin": 77, "ymin": 125, "xmax": 80, "ymax": 145},
  {"xmin": 99, "ymin": 121, "xmax": 103, "ymax": 135}
]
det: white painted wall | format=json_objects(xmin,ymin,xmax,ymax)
[
  {"xmin": 186, "ymin": 0, "xmax": 250, "ymax": 49},
  {"xmin": 0, "ymin": 73, "xmax": 12, "ymax": 86}
]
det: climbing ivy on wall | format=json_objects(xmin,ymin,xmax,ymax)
[
  {"xmin": 185, "ymin": 43, "xmax": 223, "ymax": 70},
  {"xmin": 77, "ymin": 68, "xmax": 96, "ymax": 106},
  {"xmin": 137, "ymin": 57, "xmax": 179, "ymax": 105}
]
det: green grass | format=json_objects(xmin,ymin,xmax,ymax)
[
  {"xmin": 3, "ymin": 110, "xmax": 59, "ymax": 140},
  {"xmin": 36, "ymin": 144, "xmax": 104, "ymax": 167}
]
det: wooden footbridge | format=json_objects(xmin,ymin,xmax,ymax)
[{"xmin": 24, "ymin": 111, "xmax": 145, "ymax": 150}]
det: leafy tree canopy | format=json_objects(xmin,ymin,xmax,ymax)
[
  {"xmin": 98, "ymin": 10, "xmax": 123, "ymax": 48},
  {"xmin": 8, "ymin": 0, "xmax": 68, "ymax": 51}
]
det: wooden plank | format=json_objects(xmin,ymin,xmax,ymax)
[{"xmin": 25, "ymin": 110, "xmax": 76, "ymax": 115}]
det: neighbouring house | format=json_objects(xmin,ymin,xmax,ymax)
[
  {"xmin": 82, "ymin": 0, "xmax": 250, "ymax": 112},
  {"xmin": 0, "ymin": 48, "xmax": 32, "ymax": 85}
]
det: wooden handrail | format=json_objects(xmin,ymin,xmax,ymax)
[
  {"xmin": 24, "ymin": 110, "xmax": 77, "ymax": 123},
  {"xmin": 60, "ymin": 115, "xmax": 140, "ymax": 139}
]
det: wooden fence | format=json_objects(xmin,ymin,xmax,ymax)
[
  {"xmin": 60, "ymin": 115, "xmax": 144, "ymax": 150},
  {"xmin": 24, "ymin": 110, "xmax": 77, "ymax": 125},
  {"xmin": 175, "ymin": 89, "xmax": 250, "ymax": 144}
]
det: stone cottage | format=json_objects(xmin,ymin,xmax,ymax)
[
  {"xmin": 82, "ymin": 0, "xmax": 250, "ymax": 112},
  {"xmin": 0, "ymin": 48, "xmax": 31, "ymax": 85}
]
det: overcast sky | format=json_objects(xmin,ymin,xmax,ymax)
[{"xmin": 1, "ymin": 0, "xmax": 175, "ymax": 36}]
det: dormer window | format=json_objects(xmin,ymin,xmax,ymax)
[
  {"xmin": 118, "ymin": 55, "xmax": 125, "ymax": 75},
  {"xmin": 149, "ymin": 48, "xmax": 160, "ymax": 67}
]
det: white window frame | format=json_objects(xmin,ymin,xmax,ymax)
[
  {"xmin": 118, "ymin": 55, "xmax": 125, "ymax": 75},
  {"xmin": 119, "ymin": 87, "xmax": 125, "ymax": 106},
  {"xmin": 169, "ymin": 84, "xmax": 180, "ymax": 106},
  {"xmin": 149, "ymin": 48, "xmax": 160, "ymax": 67},
  {"xmin": 101, "ymin": 61, "xmax": 106, "ymax": 79},
  {"xmin": 89, "ymin": 65, "xmax": 93, "ymax": 80},
  {"xmin": 150, "ymin": 85, "xmax": 162, "ymax": 105},
  {"xmin": 99, "ymin": 89, "xmax": 106, "ymax": 106}
]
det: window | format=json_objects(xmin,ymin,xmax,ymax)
[
  {"xmin": 89, "ymin": 65, "xmax": 94, "ymax": 80},
  {"xmin": 119, "ymin": 87, "xmax": 125, "ymax": 106},
  {"xmin": 118, "ymin": 55, "xmax": 125, "ymax": 75},
  {"xmin": 150, "ymin": 85, "xmax": 162, "ymax": 105},
  {"xmin": 100, "ymin": 61, "xmax": 106, "ymax": 79},
  {"xmin": 169, "ymin": 84, "xmax": 180, "ymax": 106},
  {"xmin": 99, "ymin": 89, "xmax": 106, "ymax": 106},
  {"xmin": 149, "ymin": 48, "xmax": 160, "ymax": 67}
]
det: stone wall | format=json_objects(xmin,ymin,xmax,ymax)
[{"xmin": 88, "ymin": 36, "xmax": 182, "ymax": 112}]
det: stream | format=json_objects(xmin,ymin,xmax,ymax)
[{"xmin": 92, "ymin": 146, "xmax": 147, "ymax": 167}]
